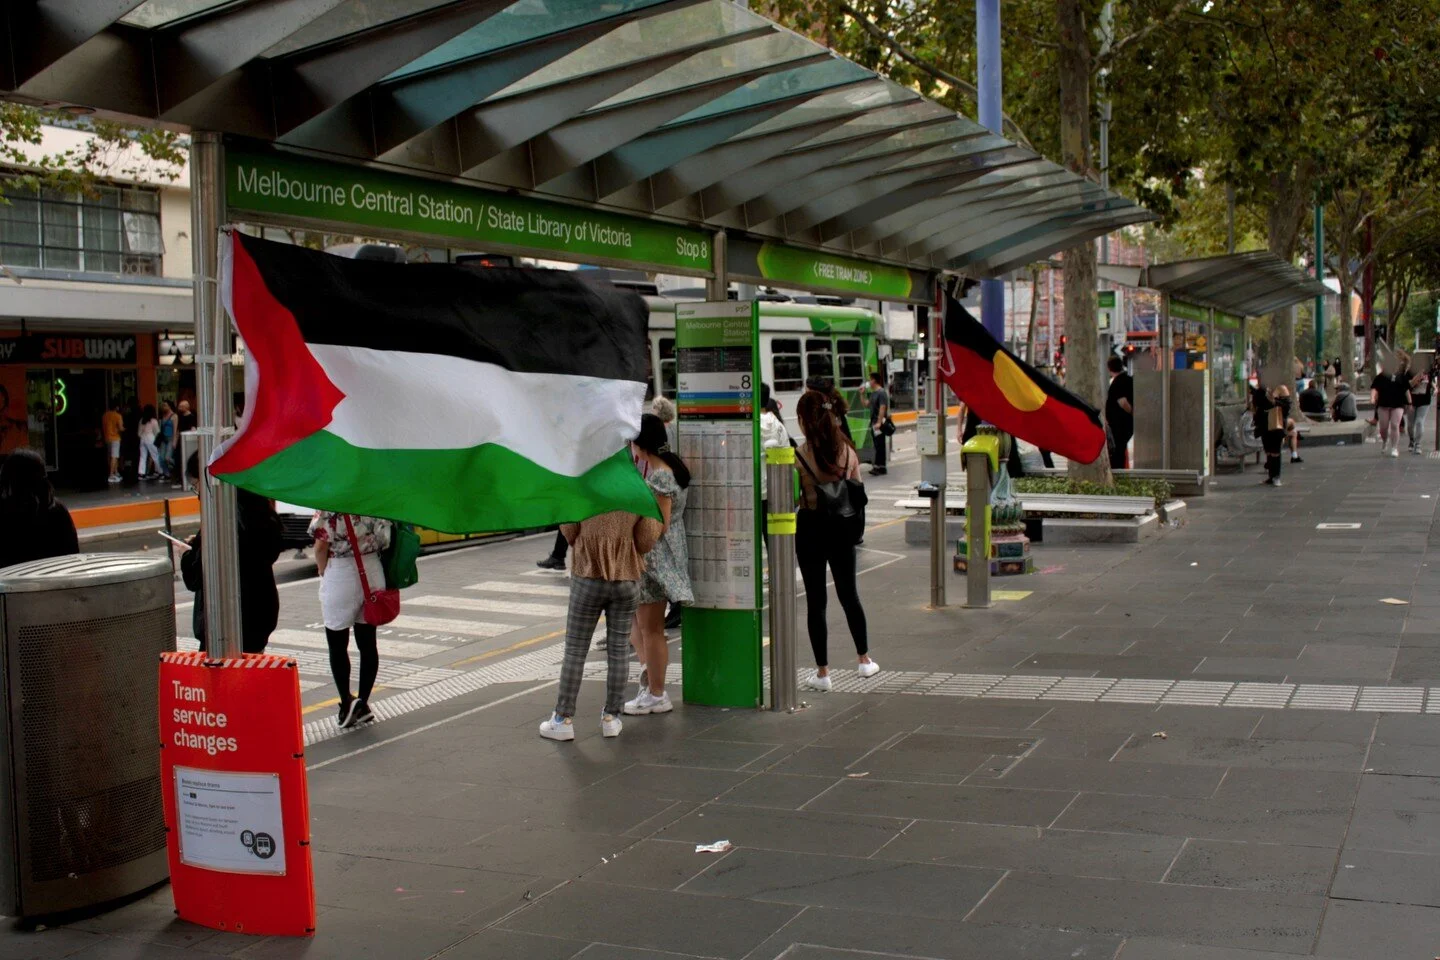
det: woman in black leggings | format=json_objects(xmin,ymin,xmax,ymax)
[
  {"xmin": 794, "ymin": 388, "xmax": 878, "ymax": 692},
  {"xmin": 310, "ymin": 511, "xmax": 392, "ymax": 728}
]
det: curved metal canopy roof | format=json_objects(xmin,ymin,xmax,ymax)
[
  {"xmin": 2, "ymin": 0, "xmax": 1155, "ymax": 278},
  {"xmin": 1099, "ymin": 251, "xmax": 1329, "ymax": 318}
]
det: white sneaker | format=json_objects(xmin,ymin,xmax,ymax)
[
  {"xmin": 601, "ymin": 713, "xmax": 623, "ymax": 738},
  {"xmin": 539, "ymin": 714, "xmax": 575, "ymax": 741},
  {"xmin": 624, "ymin": 689, "xmax": 673, "ymax": 715},
  {"xmin": 857, "ymin": 660, "xmax": 880, "ymax": 678},
  {"xmin": 1390, "ymin": 448, "xmax": 1400, "ymax": 458},
  {"xmin": 107, "ymin": 474, "xmax": 121, "ymax": 484},
  {"xmin": 804, "ymin": 672, "xmax": 833, "ymax": 692}
]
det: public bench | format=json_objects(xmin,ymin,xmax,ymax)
[
  {"xmin": 1024, "ymin": 466, "xmax": 1205, "ymax": 497},
  {"xmin": 895, "ymin": 493, "xmax": 1164, "ymax": 546}
]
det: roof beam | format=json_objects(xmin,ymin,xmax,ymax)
[
  {"xmin": 867, "ymin": 170, "xmax": 1078, "ymax": 252},
  {"xmin": 908, "ymin": 184, "xmax": 1106, "ymax": 257},
  {"xmin": 4, "ymin": 0, "xmax": 145, "ymax": 91},
  {"xmin": 949, "ymin": 207, "xmax": 1151, "ymax": 273}
]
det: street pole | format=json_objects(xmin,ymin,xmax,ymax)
[
  {"xmin": 1314, "ymin": 203, "xmax": 1325, "ymax": 364},
  {"xmin": 707, "ymin": 230, "xmax": 728, "ymax": 301},
  {"xmin": 189, "ymin": 132, "xmax": 243, "ymax": 657},
  {"xmin": 976, "ymin": 0, "xmax": 1005, "ymax": 341},
  {"xmin": 1160, "ymin": 292, "xmax": 1171, "ymax": 470},
  {"xmin": 924, "ymin": 284, "xmax": 947, "ymax": 608},
  {"xmin": 1097, "ymin": 0, "xmax": 1114, "ymax": 265},
  {"xmin": 765, "ymin": 448, "xmax": 797, "ymax": 712}
]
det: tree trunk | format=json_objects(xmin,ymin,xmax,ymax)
[
  {"xmin": 1337, "ymin": 278, "xmax": 1356, "ymax": 386},
  {"xmin": 1026, "ymin": 265, "xmax": 1041, "ymax": 364},
  {"xmin": 1263, "ymin": 170, "xmax": 1312, "ymax": 390},
  {"xmin": 1056, "ymin": 0, "xmax": 1111, "ymax": 483}
]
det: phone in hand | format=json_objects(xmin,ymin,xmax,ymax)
[{"xmin": 157, "ymin": 530, "xmax": 192, "ymax": 552}]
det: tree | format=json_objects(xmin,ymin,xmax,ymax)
[{"xmin": 0, "ymin": 104, "xmax": 184, "ymax": 200}]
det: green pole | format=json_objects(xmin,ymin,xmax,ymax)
[{"xmin": 1314, "ymin": 202, "xmax": 1325, "ymax": 362}]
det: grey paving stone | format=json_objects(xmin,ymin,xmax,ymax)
[
  {"xmin": 575, "ymin": 946, "xmax": 715, "ymax": 959},
  {"xmin": 989, "ymin": 758, "xmax": 1225, "ymax": 799},
  {"xmin": 1164, "ymin": 839, "xmax": 1337, "ymax": 895},
  {"xmin": 716, "ymin": 773, "xmax": 836, "ymax": 810},
  {"xmin": 858, "ymin": 697, "xmax": 1052, "ymax": 727},
  {"xmin": 656, "ymin": 803, "xmax": 907, "ymax": 857},
  {"xmin": 1117, "ymin": 735, "xmax": 1367, "ymax": 772},
  {"xmin": 497, "ymin": 880, "xmax": 799, "ymax": 959},
  {"xmin": 309, "ymin": 851, "xmax": 539, "ymax": 924},
  {"xmin": 580, "ymin": 838, "xmax": 728, "ymax": 890},
  {"xmin": 613, "ymin": 764, "xmax": 754, "ymax": 801},
  {"xmin": 1215, "ymin": 767, "xmax": 1360, "ymax": 805},
  {"xmin": 1332, "ymin": 848, "xmax": 1440, "ymax": 906},
  {"xmin": 1055, "ymin": 791, "xmax": 1351, "ymax": 846},
  {"xmin": 0, "ymin": 925, "xmax": 106, "ymax": 960},
  {"xmin": 1250, "ymin": 712, "xmax": 1377, "ymax": 744},
  {"xmin": 742, "ymin": 903, "xmax": 1122, "ymax": 960},
  {"xmin": 765, "ymin": 947, "xmax": 924, "ymax": 960},
  {"xmin": 1374, "ymin": 714, "xmax": 1440, "ymax": 745},
  {"xmin": 46, "ymin": 941, "xmax": 217, "ymax": 960},
  {"xmin": 429, "ymin": 825, "xmax": 634, "ymax": 878},
  {"xmin": 1315, "ymin": 899, "xmax": 1440, "ymax": 957},
  {"xmin": 680, "ymin": 847, "xmax": 1002, "ymax": 919},
  {"xmin": 433, "ymin": 929, "xmax": 588, "ymax": 960},
  {"xmin": 1345, "ymin": 774, "xmax": 1440, "ymax": 853},
  {"xmin": 1117, "ymin": 939, "xmax": 1346, "ymax": 959},
  {"xmin": 804, "ymin": 778, "xmax": 1076, "ymax": 827},
  {"xmin": 1390, "ymin": 646, "xmax": 1440, "ymax": 682},
  {"xmin": 874, "ymin": 820, "xmax": 1181, "ymax": 881},
  {"xmin": 59, "ymin": 891, "xmax": 223, "ymax": 951},
  {"xmin": 233, "ymin": 904, "xmax": 474, "ymax": 959},
  {"xmin": 967, "ymin": 871, "xmax": 1323, "ymax": 954},
  {"xmin": 1191, "ymin": 657, "xmax": 1298, "ymax": 677},
  {"xmin": 1364, "ymin": 740, "xmax": 1440, "ymax": 776}
]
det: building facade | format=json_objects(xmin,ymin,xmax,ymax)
[{"xmin": 0, "ymin": 123, "xmax": 194, "ymax": 488}]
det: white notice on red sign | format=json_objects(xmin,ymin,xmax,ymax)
[{"xmin": 174, "ymin": 767, "xmax": 286, "ymax": 875}]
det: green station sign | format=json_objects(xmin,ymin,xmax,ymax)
[
  {"xmin": 1169, "ymin": 298, "xmax": 1209, "ymax": 323},
  {"xmin": 225, "ymin": 145, "xmax": 714, "ymax": 273},
  {"xmin": 754, "ymin": 241, "xmax": 915, "ymax": 299}
]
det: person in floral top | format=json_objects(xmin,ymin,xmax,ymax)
[{"xmin": 309, "ymin": 511, "xmax": 392, "ymax": 729}]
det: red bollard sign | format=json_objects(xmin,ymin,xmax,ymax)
[{"xmin": 159, "ymin": 652, "xmax": 315, "ymax": 937}]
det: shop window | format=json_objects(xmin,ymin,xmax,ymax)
[
  {"xmin": 805, "ymin": 338, "xmax": 834, "ymax": 385},
  {"xmin": 837, "ymin": 338, "xmax": 864, "ymax": 388},
  {"xmin": 770, "ymin": 338, "xmax": 802, "ymax": 392},
  {"xmin": 0, "ymin": 180, "xmax": 162, "ymax": 276},
  {"xmin": 658, "ymin": 337, "xmax": 677, "ymax": 398}
]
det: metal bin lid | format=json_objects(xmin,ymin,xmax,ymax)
[{"xmin": 0, "ymin": 554, "xmax": 174, "ymax": 594}]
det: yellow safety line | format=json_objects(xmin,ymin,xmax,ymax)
[{"xmin": 447, "ymin": 629, "xmax": 564, "ymax": 668}]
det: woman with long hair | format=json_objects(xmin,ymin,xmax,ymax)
[
  {"xmin": 625, "ymin": 413, "xmax": 693, "ymax": 716},
  {"xmin": 0, "ymin": 449, "xmax": 78, "ymax": 569},
  {"xmin": 137, "ymin": 404, "xmax": 164, "ymax": 480},
  {"xmin": 1251, "ymin": 379, "xmax": 1292, "ymax": 486},
  {"xmin": 310, "ymin": 511, "xmax": 392, "ymax": 729},
  {"xmin": 795, "ymin": 388, "xmax": 876, "ymax": 691}
]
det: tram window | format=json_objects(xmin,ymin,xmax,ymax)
[
  {"xmin": 658, "ymin": 338, "xmax": 677, "ymax": 397},
  {"xmin": 805, "ymin": 338, "xmax": 834, "ymax": 384},
  {"xmin": 771, "ymin": 338, "xmax": 803, "ymax": 392},
  {"xmin": 837, "ymin": 338, "xmax": 864, "ymax": 388}
]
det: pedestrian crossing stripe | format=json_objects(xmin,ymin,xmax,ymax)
[
  {"xmin": 388, "ymin": 614, "xmax": 522, "ymax": 638},
  {"xmin": 405, "ymin": 594, "xmax": 569, "ymax": 618},
  {"xmin": 465, "ymin": 580, "xmax": 570, "ymax": 598},
  {"xmin": 268, "ymin": 628, "xmax": 449, "ymax": 659}
]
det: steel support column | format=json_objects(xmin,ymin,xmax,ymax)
[
  {"xmin": 1314, "ymin": 203, "xmax": 1325, "ymax": 362},
  {"xmin": 976, "ymin": 0, "xmax": 1005, "ymax": 340},
  {"xmin": 189, "ymin": 132, "xmax": 243, "ymax": 658},
  {"xmin": 708, "ymin": 229, "xmax": 728, "ymax": 300}
]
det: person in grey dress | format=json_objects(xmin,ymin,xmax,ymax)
[{"xmin": 626, "ymin": 414, "xmax": 694, "ymax": 716}]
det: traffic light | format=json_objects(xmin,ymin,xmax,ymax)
[{"xmin": 1058, "ymin": 335, "xmax": 1068, "ymax": 355}]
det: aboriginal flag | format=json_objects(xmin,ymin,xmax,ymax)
[{"xmin": 938, "ymin": 286, "xmax": 1107, "ymax": 464}]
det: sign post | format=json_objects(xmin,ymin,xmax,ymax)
[
  {"xmin": 675, "ymin": 301, "xmax": 763, "ymax": 708},
  {"xmin": 159, "ymin": 652, "xmax": 315, "ymax": 937}
]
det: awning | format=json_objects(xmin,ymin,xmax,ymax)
[
  {"xmin": 1099, "ymin": 252, "xmax": 1328, "ymax": 318},
  {"xmin": 2, "ymin": 0, "xmax": 1154, "ymax": 280}
]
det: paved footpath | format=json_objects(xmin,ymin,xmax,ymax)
[{"xmin": 10, "ymin": 437, "xmax": 1440, "ymax": 959}]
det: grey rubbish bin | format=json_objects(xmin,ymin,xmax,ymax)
[{"xmin": 0, "ymin": 554, "xmax": 176, "ymax": 919}]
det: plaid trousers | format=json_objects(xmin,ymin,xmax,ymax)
[{"xmin": 554, "ymin": 576, "xmax": 638, "ymax": 719}]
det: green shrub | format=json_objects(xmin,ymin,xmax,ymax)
[{"xmin": 1013, "ymin": 477, "xmax": 1173, "ymax": 508}]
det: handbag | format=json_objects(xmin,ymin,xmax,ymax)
[
  {"xmin": 880, "ymin": 416, "xmax": 896, "ymax": 437},
  {"xmin": 342, "ymin": 514, "xmax": 400, "ymax": 626},
  {"xmin": 382, "ymin": 523, "xmax": 421, "ymax": 590},
  {"xmin": 1266, "ymin": 405, "xmax": 1285, "ymax": 433}
]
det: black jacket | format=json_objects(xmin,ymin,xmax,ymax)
[
  {"xmin": 0, "ymin": 501, "xmax": 78, "ymax": 569},
  {"xmin": 181, "ymin": 491, "xmax": 282, "ymax": 653}
]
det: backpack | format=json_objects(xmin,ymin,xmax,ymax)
[{"xmin": 797, "ymin": 447, "xmax": 867, "ymax": 545}]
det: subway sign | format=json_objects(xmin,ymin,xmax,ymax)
[{"xmin": 0, "ymin": 334, "xmax": 138, "ymax": 365}]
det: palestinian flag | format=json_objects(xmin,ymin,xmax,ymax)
[
  {"xmin": 939, "ymin": 285, "xmax": 1106, "ymax": 464},
  {"xmin": 211, "ymin": 232, "xmax": 657, "ymax": 533}
]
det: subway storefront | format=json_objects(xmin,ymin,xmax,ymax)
[{"xmin": 0, "ymin": 331, "xmax": 178, "ymax": 489}]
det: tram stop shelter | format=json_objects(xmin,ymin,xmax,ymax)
[
  {"xmin": 1099, "ymin": 252, "xmax": 1329, "ymax": 479},
  {"xmin": 2, "ymin": 0, "xmax": 1154, "ymax": 653}
]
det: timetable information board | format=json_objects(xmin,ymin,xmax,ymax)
[{"xmin": 676, "ymin": 301, "xmax": 760, "ymax": 611}]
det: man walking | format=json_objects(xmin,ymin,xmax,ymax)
[
  {"xmin": 102, "ymin": 400, "xmax": 124, "ymax": 484},
  {"xmin": 866, "ymin": 371, "xmax": 890, "ymax": 476},
  {"xmin": 1105, "ymin": 356, "xmax": 1134, "ymax": 469}
]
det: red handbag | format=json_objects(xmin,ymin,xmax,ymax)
[{"xmin": 342, "ymin": 514, "xmax": 400, "ymax": 626}]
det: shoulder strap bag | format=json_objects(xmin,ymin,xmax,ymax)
[
  {"xmin": 342, "ymin": 515, "xmax": 400, "ymax": 626},
  {"xmin": 797, "ymin": 448, "xmax": 867, "ymax": 545}
]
